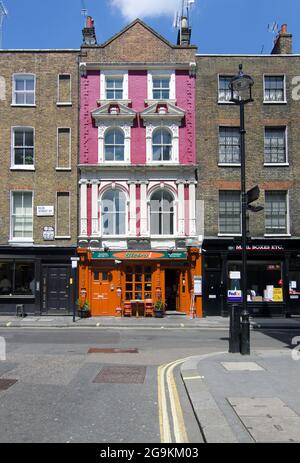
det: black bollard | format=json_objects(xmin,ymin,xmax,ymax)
[
  {"xmin": 229, "ymin": 304, "xmax": 240, "ymax": 353},
  {"xmin": 240, "ymin": 309, "xmax": 250, "ymax": 355}
]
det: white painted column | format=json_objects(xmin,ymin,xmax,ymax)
[
  {"xmin": 189, "ymin": 182, "xmax": 197, "ymax": 237},
  {"xmin": 177, "ymin": 181, "xmax": 185, "ymax": 236},
  {"xmin": 80, "ymin": 180, "xmax": 88, "ymax": 236},
  {"xmin": 140, "ymin": 181, "xmax": 149, "ymax": 236},
  {"xmin": 91, "ymin": 180, "xmax": 100, "ymax": 236},
  {"xmin": 128, "ymin": 181, "xmax": 136, "ymax": 236}
]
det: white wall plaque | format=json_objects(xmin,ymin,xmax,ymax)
[{"xmin": 37, "ymin": 206, "xmax": 54, "ymax": 217}]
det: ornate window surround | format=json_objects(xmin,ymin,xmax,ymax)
[
  {"xmin": 145, "ymin": 122, "xmax": 179, "ymax": 164},
  {"xmin": 147, "ymin": 183, "xmax": 178, "ymax": 238},
  {"xmin": 98, "ymin": 122, "xmax": 131, "ymax": 164},
  {"xmin": 98, "ymin": 183, "xmax": 129, "ymax": 238}
]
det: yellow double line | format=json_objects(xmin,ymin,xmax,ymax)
[{"xmin": 157, "ymin": 357, "xmax": 191, "ymax": 443}]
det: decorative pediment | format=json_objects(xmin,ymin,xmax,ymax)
[
  {"xmin": 92, "ymin": 102, "xmax": 137, "ymax": 124},
  {"xmin": 140, "ymin": 102, "xmax": 185, "ymax": 123}
]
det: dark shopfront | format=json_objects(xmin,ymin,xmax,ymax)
[
  {"xmin": 0, "ymin": 247, "xmax": 77, "ymax": 316},
  {"xmin": 202, "ymin": 239, "xmax": 300, "ymax": 318}
]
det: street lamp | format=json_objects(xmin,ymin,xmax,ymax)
[{"xmin": 230, "ymin": 64, "xmax": 254, "ymax": 355}]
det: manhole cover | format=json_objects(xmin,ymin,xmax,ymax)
[
  {"xmin": 88, "ymin": 348, "xmax": 138, "ymax": 354},
  {"xmin": 0, "ymin": 379, "xmax": 18, "ymax": 391},
  {"xmin": 93, "ymin": 366, "xmax": 146, "ymax": 384}
]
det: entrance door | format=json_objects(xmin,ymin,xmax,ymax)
[
  {"xmin": 91, "ymin": 270, "xmax": 112, "ymax": 316},
  {"xmin": 46, "ymin": 266, "xmax": 70, "ymax": 313},
  {"xmin": 204, "ymin": 270, "xmax": 222, "ymax": 316},
  {"xmin": 165, "ymin": 269, "xmax": 179, "ymax": 311}
]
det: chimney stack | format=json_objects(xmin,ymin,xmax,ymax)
[
  {"xmin": 177, "ymin": 16, "xmax": 191, "ymax": 46},
  {"xmin": 82, "ymin": 16, "xmax": 97, "ymax": 45},
  {"xmin": 271, "ymin": 24, "xmax": 292, "ymax": 54}
]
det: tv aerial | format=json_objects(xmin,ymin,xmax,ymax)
[{"xmin": 0, "ymin": 1, "xmax": 8, "ymax": 49}]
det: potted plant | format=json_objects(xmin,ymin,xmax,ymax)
[
  {"xmin": 77, "ymin": 299, "xmax": 91, "ymax": 318},
  {"xmin": 153, "ymin": 300, "xmax": 165, "ymax": 318}
]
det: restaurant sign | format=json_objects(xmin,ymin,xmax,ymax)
[{"xmin": 92, "ymin": 251, "xmax": 187, "ymax": 260}]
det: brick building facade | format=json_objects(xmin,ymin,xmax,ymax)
[
  {"xmin": 0, "ymin": 50, "xmax": 79, "ymax": 315},
  {"xmin": 196, "ymin": 26, "xmax": 300, "ymax": 316}
]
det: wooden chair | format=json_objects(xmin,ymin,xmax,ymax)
[
  {"xmin": 123, "ymin": 302, "xmax": 132, "ymax": 317},
  {"xmin": 144, "ymin": 299, "xmax": 154, "ymax": 317},
  {"xmin": 130, "ymin": 300, "xmax": 138, "ymax": 317}
]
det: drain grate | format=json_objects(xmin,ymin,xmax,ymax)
[
  {"xmin": 93, "ymin": 365, "xmax": 146, "ymax": 384},
  {"xmin": 0, "ymin": 379, "xmax": 18, "ymax": 391},
  {"xmin": 88, "ymin": 348, "xmax": 138, "ymax": 354}
]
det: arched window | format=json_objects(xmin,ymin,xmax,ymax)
[
  {"xmin": 102, "ymin": 189, "xmax": 126, "ymax": 235},
  {"xmin": 152, "ymin": 129, "xmax": 172, "ymax": 161},
  {"xmin": 104, "ymin": 128, "xmax": 124, "ymax": 161},
  {"xmin": 150, "ymin": 190, "xmax": 174, "ymax": 235}
]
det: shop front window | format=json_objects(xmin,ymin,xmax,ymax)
[
  {"xmin": 125, "ymin": 265, "xmax": 153, "ymax": 301},
  {"xmin": 0, "ymin": 261, "xmax": 35, "ymax": 296},
  {"xmin": 228, "ymin": 261, "xmax": 283, "ymax": 303}
]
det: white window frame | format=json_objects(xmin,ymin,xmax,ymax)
[
  {"xmin": 55, "ymin": 192, "xmax": 71, "ymax": 239},
  {"xmin": 56, "ymin": 127, "xmax": 71, "ymax": 170},
  {"xmin": 100, "ymin": 70, "xmax": 128, "ymax": 101},
  {"xmin": 218, "ymin": 190, "xmax": 242, "ymax": 236},
  {"xmin": 146, "ymin": 122, "xmax": 179, "ymax": 165},
  {"xmin": 98, "ymin": 123, "xmax": 131, "ymax": 165},
  {"xmin": 264, "ymin": 190, "xmax": 291, "ymax": 237},
  {"xmin": 147, "ymin": 70, "xmax": 175, "ymax": 101},
  {"xmin": 11, "ymin": 126, "xmax": 35, "ymax": 170},
  {"xmin": 218, "ymin": 126, "xmax": 241, "ymax": 166},
  {"xmin": 10, "ymin": 190, "xmax": 34, "ymax": 243},
  {"xmin": 263, "ymin": 74, "xmax": 287, "ymax": 104},
  {"xmin": 57, "ymin": 74, "xmax": 72, "ymax": 106},
  {"xmin": 264, "ymin": 126, "xmax": 289, "ymax": 166},
  {"xmin": 99, "ymin": 187, "xmax": 129, "ymax": 238},
  {"xmin": 12, "ymin": 73, "xmax": 36, "ymax": 107},
  {"xmin": 148, "ymin": 186, "xmax": 178, "ymax": 238},
  {"xmin": 217, "ymin": 74, "xmax": 236, "ymax": 104}
]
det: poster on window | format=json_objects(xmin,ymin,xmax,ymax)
[{"xmin": 228, "ymin": 290, "xmax": 242, "ymax": 302}]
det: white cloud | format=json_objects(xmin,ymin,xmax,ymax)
[{"xmin": 110, "ymin": 0, "xmax": 182, "ymax": 21}]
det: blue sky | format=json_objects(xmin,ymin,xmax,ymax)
[{"xmin": 2, "ymin": 0, "xmax": 298, "ymax": 54}]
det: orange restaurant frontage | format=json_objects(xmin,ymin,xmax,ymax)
[{"xmin": 77, "ymin": 247, "xmax": 202, "ymax": 317}]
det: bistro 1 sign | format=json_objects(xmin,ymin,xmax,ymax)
[
  {"xmin": 92, "ymin": 251, "xmax": 187, "ymax": 260},
  {"xmin": 235, "ymin": 244, "xmax": 284, "ymax": 251}
]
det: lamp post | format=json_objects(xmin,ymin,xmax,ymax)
[{"xmin": 230, "ymin": 64, "xmax": 254, "ymax": 355}]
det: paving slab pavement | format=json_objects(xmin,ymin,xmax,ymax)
[
  {"xmin": 181, "ymin": 348, "xmax": 300, "ymax": 443},
  {"xmin": 0, "ymin": 314, "xmax": 230, "ymax": 329}
]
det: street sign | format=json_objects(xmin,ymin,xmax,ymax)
[{"xmin": 246, "ymin": 185, "xmax": 260, "ymax": 205}]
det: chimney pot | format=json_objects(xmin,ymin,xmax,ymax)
[
  {"xmin": 271, "ymin": 23, "xmax": 292, "ymax": 54},
  {"xmin": 281, "ymin": 24, "xmax": 287, "ymax": 34},
  {"xmin": 86, "ymin": 16, "xmax": 94, "ymax": 28}
]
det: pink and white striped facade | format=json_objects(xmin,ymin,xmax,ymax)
[{"xmin": 78, "ymin": 22, "xmax": 199, "ymax": 252}]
